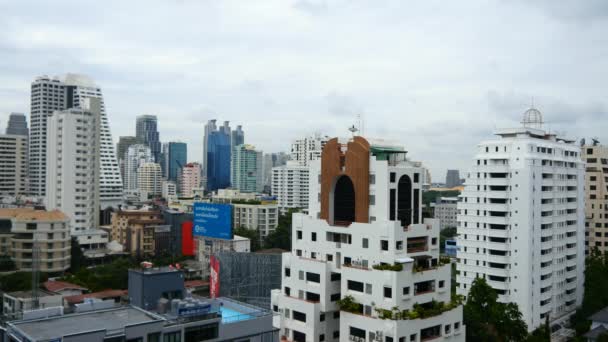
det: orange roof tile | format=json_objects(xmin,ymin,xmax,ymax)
[
  {"xmin": 43, "ymin": 280, "xmax": 88, "ymax": 293},
  {"xmin": 0, "ymin": 208, "xmax": 68, "ymax": 221}
]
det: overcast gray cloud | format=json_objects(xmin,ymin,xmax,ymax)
[{"xmin": 0, "ymin": 0, "xmax": 607, "ymax": 181}]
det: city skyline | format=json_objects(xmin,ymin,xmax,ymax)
[{"xmin": 1, "ymin": 1, "xmax": 607, "ymax": 180}]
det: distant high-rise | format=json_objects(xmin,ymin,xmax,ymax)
[
  {"xmin": 231, "ymin": 125, "xmax": 244, "ymax": 148},
  {"xmin": 263, "ymin": 152, "xmax": 288, "ymax": 191},
  {"xmin": 445, "ymin": 169, "xmax": 461, "ymax": 188},
  {"xmin": 0, "ymin": 134, "xmax": 28, "ymax": 196},
  {"xmin": 117, "ymin": 136, "xmax": 139, "ymax": 182},
  {"xmin": 29, "ymin": 74, "xmax": 123, "ymax": 208},
  {"xmin": 583, "ymin": 143, "xmax": 608, "ymax": 254},
  {"xmin": 204, "ymin": 120, "xmax": 231, "ymax": 192},
  {"xmin": 136, "ymin": 115, "xmax": 161, "ymax": 163},
  {"xmin": 162, "ymin": 142, "xmax": 187, "ymax": 182},
  {"xmin": 137, "ymin": 162, "xmax": 162, "ymax": 199},
  {"xmin": 124, "ymin": 144, "xmax": 153, "ymax": 191},
  {"xmin": 180, "ymin": 163, "xmax": 202, "ymax": 197},
  {"xmin": 6, "ymin": 113, "xmax": 28, "ymax": 136},
  {"xmin": 46, "ymin": 98, "xmax": 101, "ymax": 233},
  {"xmin": 290, "ymin": 133, "xmax": 329, "ymax": 166},
  {"xmin": 231, "ymin": 144, "xmax": 263, "ymax": 193}
]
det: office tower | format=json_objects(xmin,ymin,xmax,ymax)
[
  {"xmin": 272, "ymin": 161, "xmax": 309, "ymax": 212},
  {"xmin": 136, "ymin": 115, "xmax": 161, "ymax": 163},
  {"xmin": 445, "ymin": 170, "xmax": 461, "ymax": 188},
  {"xmin": 29, "ymin": 74, "xmax": 123, "ymax": 207},
  {"xmin": 117, "ymin": 136, "xmax": 139, "ymax": 182},
  {"xmin": 0, "ymin": 134, "xmax": 28, "ymax": 196},
  {"xmin": 6, "ymin": 113, "xmax": 28, "ymax": 136},
  {"xmin": 180, "ymin": 163, "xmax": 202, "ymax": 197},
  {"xmin": 162, "ymin": 142, "xmax": 187, "ymax": 182},
  {"xmin": 231, "ymin": 144, "xmax": 263, "ymax": 193},
  {"xmin": 204, "ymin": 120, "xmax": 231, "ymax": 192},
  {"xmin": 46, "ymin": 98, "xmax": 101, "ymax": 233},
  {"xmin": 125, "ymin": 144, "xmax": 153, "ymax": 191},
  {"xmin": 456, "ymin": 108, "xmax": 585, "ymax": 331},
  {"xmin": 582, "ymin": 143, "xmax": 608, "ymax": 254},
  {"xmin": 271, "ymin": 136, "xmax": 464, "ymax": 342},
  {"xmin": 137, "ymin": 162, "xmax": 162, "ymax": 199},
  {"xmin": 263, "ymin": 152, "xmax": 288, "ymax": 191},
  {"xmin": 231, "ymin": 125, "xmax": 244, "ymax": 148},
  {"xmin": 290, "ymin": 133, "xmax": 330, "ymax": 166}
]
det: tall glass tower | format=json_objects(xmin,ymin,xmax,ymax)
[
  {"xmin": 136, "ymin": 115, "xmax": 161, "ymax": 163},
  {"xmin": 163, "ymin": 142, "xmax": 187, "ymax": 182}
]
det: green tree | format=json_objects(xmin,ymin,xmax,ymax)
[
  {"xmin": 264, "ymin": 209, "xmax": 298, "ymax": 250},
  {"xmin": 233, "ymin": 227, "xmax": 261, "ymax": 251},
  {"xmin": 422, "ymin": 190, "xmax": 460, "ymax": 206},
  {"xmin": 61, "ymin": 257, "xmax": 135, "ymax": 292},
  {"xmin": 525, "ymin": 316, "xmax": 550, "ymax": 342},
  {"xmin": 0, "ymin": 255, "xmax": 16, "ymax": 271},
  {"xmin": 440, "ymin": 226, "xmax": 457, "ymax": 253},
  {"xmin": 0, "ymin": 272, "xmax": 48, "ymax": 292},
  {"xmin": 464, "ymin": 277, "xmax": 528, "ymax": 342},
  {"xmin": 69, "ymin": 237, "xmax": 86, "ymax": 272},
  {"xmin": 571, "ymin": 249, "xmax": 608, "ymax": 336}
]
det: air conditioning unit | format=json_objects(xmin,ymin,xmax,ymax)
[
  {"xmin": 349, "ymin": 336, "xmax": 356, "ymax": 341},
  {"xmin": 375, "ymin": 331, "xmax": 383, "ymax": 342}
]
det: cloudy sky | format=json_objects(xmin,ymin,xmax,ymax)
[{"xmin": 1, "ymin": 0, "xmax": 607, "ymax": 181}]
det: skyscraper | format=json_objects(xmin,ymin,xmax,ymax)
[
  {"xmin": 46, "ymin": 98, "xmax": 101, "ymax": 233},
  {"xmin": 204, "ymin": 120, "xmax": 231, "ymax": 192},
  {"xmin": 231, "ymin": 124, "xmax": 244, "ymax": 148},
  {"xmin": 137, "ymin": 162, "xmax": 162, "ymax": 199},
  {"xmin": 117, "ymin": 136, "xmax": 139, "ymax": 182},
  {"xmin": 271, "ymin": 136, "xmax": 465, "ymax": 341},
  {"xmin": 124, "ymin": 144, "xmax": 153, "ymax": 191},
  {"xmin": 231, "ymin": 144, "xmax": 263, "ymax": 193},
  {"xmin": 582, "ymin": 143, "xmax": 608, "ymax": 254},
  {"xmin": 29, "ymin": 74, "xmax": 123, "ymax": 208},
  {"xmin": 6, "ymin": 113, "xmax": 28, "ymax": 136},
  {"xmin": 456, "ymin": 108, "xmax": 585, "ymax": 331},
  {"xmin": 162, "ymin": 142, "xmax": 187, "ymax": 182},
  {"xmin": 136, "ymin": 115, "xmax": 161, "ymax": 163},
  {"xmin": 445, "ymin": 169, "xmax": 461, "ymax": 188},
  {"xmin": 0, "ymin": 134, "xmax": 28, "ymax": 196},
  {"xmin": 262, "ymin": 152, "xmax": 288, "ymax": 191}
]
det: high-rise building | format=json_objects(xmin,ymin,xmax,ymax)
[
  {"xmin": 124, "ymin": 144, "xmax": 153, "ymax": 191},
  {"xmin": 180, "ymin": 163, "xmax": 202, "ymax": 197},
  {"xmin": 262, "ymin": 152, "xmax": 288, "ymax": 191},
  {"xmin": 231, "ymin": 125, "xmax": 244, "ymax": 149},
  {"xmin": 136, "ymin": 115, "xmax": 161, "ymax": 163},
  {"xmin": 445, "ymin": 169, "xmax": 462, "ymax": 188},
  {"xmin": 162, "ymin": 180, "xmax": 177, "ymax": 200},
  {"xmin": 582, "ymin": 143, "xmax": 608, "ymax": 254},
  {"xmin": 29, "ymin": 74, "xmax": 123, "ymax": 208},
  {"xmin": 137, "ymin": 162, "xmax": 162, "ymax": 199},
  {"xmin": 116, "ymin": 136, "xmax": 139, "ymax": 182},
  {"xmin": 271, "ymin": 161, "xmax": 309, "ymax": 212},
  {"xmin": 290, "ymin": 133, "xmax": 329, "ymax": 166},
  {"xmin": 6, "ymin": 113, "xmax": 28, "ymax": 136},
  {"xmin": 434, "ymin": 197, "xmax": 459, "ymax": 230},
  {"xmin": 271, "ymin": 136, "xmax": 464, "ymax": 342},
  {"xmin": 204, "ymin": 120, "xmax": 231, "ymax": 192},
  {"xmin": 162, "ymin": 142, "xmax": 187, "ymax": 182},
  {"xmin": 456, "ymin": 108, "xmax": 585, "ymax": 331},
  {"xmin": 231, "ymin": 144, "xmax": 263, "ymax": 193},
  {"xmin": 46, "ymin": 98, "xmax": 101, "ymax": 233},
  {"xmin": 0, "ymin": 134, "xmax": 28, "ymax": 196}
]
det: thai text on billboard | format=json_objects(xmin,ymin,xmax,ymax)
[{"xmin": 193, "ymin": 202, "xmax": 233, "ymax": 239}]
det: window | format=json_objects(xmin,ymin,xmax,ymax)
[
  {"xmin": 285, "ymin": 287, "xmax": 291, "ymax": 296},
  {"xmin": 148, "ymin": 333, "xmax": 161, "ymax": 342},
  {"xmin": 285, "ymin": 267, "xmax": 291, "ymax": 277},
  {"xmin": 334, "ymin": 311, "xmax": 340, "ymax": 319},
  {"xmin": 164, "ymin": 331, "xmax": 181, "ymax": 342},
  {"xmin": 273, "ymin": 305, "xmax": 279, "ymax": 312},
  {"xmin": 306, "ymin": 272, "xmax": 320, "ymax": 283},
  {"xmin": 184, "ymin": 323, "xmax": 218, "ymax": 342},
  {"xmin": 362, "ymin": 238, "xmax": 369, "ymax": 248},
  {"xmin": 330, "ymin": 293, "xmax": 341, "ymax": 301},
  {"xmin": 333, "ymin": 331, "xmax": 340, "ymax": 339},
  {"xmin": 414, "ymin": 173, "xmax": 419, "ymax": 183},
  {"xmin": 347, "ymin": 280, "xmax": 364, "ymax": 292},
  {"xmin": 319, "ymin": 334, "xmax": 325, "ymax": 341},
  {"xmin": 439, "ymin": 280, "xmax": 445, "ymax": 288},
  {"xmin": 445, "ymin": 324, "xmax": 451, "ymax": 334},
  {"xmin": 297, "ymin": 230, "xmax": 302, "ymax": 239},
  {"xmin": 403, "ymin": 287, "xmax": 410, "ymax": 295},
  {"xmin": 386, "ymin": 337, "xmax": 393, "ymax": 342},
  {"xmin": 311, "ymin": 232, "xmax": 317, "ymax": 241},
  {"xmin": 390, "ymin": 172, "xmax": 396, "ymax": 182},
  {"xmin": 293, "ymin": 310, "xmax": 306, "ymax": 322},
  {"xmin": 381, "ymin": 240, "xmax": 389, "ymax": 251},
  {"xmin": 331, "ymin": 273, "xmax": 341, "ymax": 281},
  {"xmin": 320, "ymin": 313, "xmax": 325, "ymax": 321},
  {"xmin": 296, "ymin": 249, "xmax": 302, "ymax": 256},
  {"xmin": 410, "ymin": 334, "xmax": 416, "ymax": 342},
  {"xmin": 327, "ymin": 254, "xmax": 333, "ymax": 262},
  {"xmin": 384, "ymin": 286, "xmax": 392, "ymax": 298}
]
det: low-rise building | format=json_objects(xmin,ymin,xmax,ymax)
[
  {"xmin": 0, "ymin": 208, "xmax": 70, "ymax": 273},
  {"xmin": 110, "ymin": 209, "xmax": 165, "ymax": 257},
  {"xmin": 233, "ymin": 202, "xmax": 279, "ymax": 240},
  {"xmin": 196, "ymin": 235, "xmax": 251, "ymax": 277},
  {"xmin": 2, "ymin": 290, "xmax": 64, "ymax": 321},
  {"xmin": 162, "ymin": 180, "xmax": 177, "ymax": 200},
  {"xmin": 433, "ymin": 197, "xmax": 458, "ymax": 230},
  {"xmin": 43, "ymin": 280, "xmax": 88, "ymax": 297},
  {"xmin": 584, "ymin": 307, "xmax": 608, "ymax": 341}
]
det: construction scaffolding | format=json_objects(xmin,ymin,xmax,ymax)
[{"xmin": 214, "ymin": 251, "xmax": 282, "ymax": 309}]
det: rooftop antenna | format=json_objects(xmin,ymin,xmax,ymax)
[{"xmin": 348, "ymin": 124, "xmax": 359, "ymax": 138}]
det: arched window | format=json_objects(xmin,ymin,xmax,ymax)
[
  {"xmin": 397, "ymin": 175, "xmax": 412, "ymax": 226},
  {"xmin": 333, "ymin": 175, "xmax": 355, "ymax": 225}
]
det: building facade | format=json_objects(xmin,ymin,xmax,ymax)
[
  {"xmin": 116, "ymin": 136, "xmax": 139, "ymax": 182},
  {"xmin": 124, "ymin": 144, "xmax": 153, "ymax": 191},
  {"xmin": 233, "ymin": 202, "xmax": 279, "ymax": 240},
  {"xmin": 138, "ymin": 162, "xmax": 162, "ymax": 199},
  {"xmin": 204, "ymin": 120, "xmax": 232, "ymax": 192},
  {"xmin": 456, "ymin": 109, "xmax": 585, "ymax": 331},
  {"xmin": 290, "ymin": 133, "xmax": 329, "ymax": 166},
  {"xmin": 6, "ymin": 113, "xmax": 28, "ymax": 136},
  {"xmin": 231, "ymin": 144, "xmax": 263, "ymax": 193},
  {"xmin": 231, "ymin": 124, "xmax": 245, "ymax": 149},
  {"xmin": 110, "ymin": 209, "xmax": 165, "ymax": 257},
  {"xmin": 136, "ymin": 115, "xmax": 161, "ymax": 163},
  {"xmin": 445, "ymin": 170, "xmax": 462, "ymax": 188},
  {"xmin": 263, "ymin": 152, "xmax": 288, "ymax": 192},
  {"xmin": 162, "ymin": 181, "xmax": 177, "ymax": 200},
  {"xmin": 434, "ymin": 197, "xmax": 458, "ymax": 230},
  {"xmin": 29, "ymin": 74, "xmax": 123, "ymax": 207},
  {"xmin": 180, "ymin": 163, "xmax": 202, "ymax": 197},
  {"xmin": 0, "ymin": 134, "xmax": 28, "ymax": 197},
  {"xmin": 583, "ymin": 144, "xmax": 608, "ymax": 254},
  {"xmin": 271, "ymin": 137, "xmax": 465, "ymax": 342},
  {"xmin": 46, "ymin": 99, "xmax": 101, "ymax": 233},
  {"xmin": 272, "ymin": 162, "xmax": 310, "ymax": 212},
  {"xmin": 162, "ymin": 142, "xmax": 187, "ymax": 182},
  {"xmin": 0, "ymin": 208, "xmax": 71, "ymax": 273}
]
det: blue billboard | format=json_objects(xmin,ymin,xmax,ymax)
[{"xmin": 193, "ymin": 202, "xmax": 233, "ymax": 239}]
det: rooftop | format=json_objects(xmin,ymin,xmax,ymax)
[
  {"xmin": 0, "ymin": 208, "xmax": 68, "ymax": 221},
  {"xmin": 43, "ymin": 280, "xmax": 88, "ymax": 293},
  {"xmin": 64, "ymin": 289, "xmax": 127, "ymax": 305},
  {"xmin": 589, "ymin": 306, "xmax": 608, "ymax": 323},
  {"xmin": 9, "ymin": 306, "xmax": 161, "ymax": 341},
  {"xmin": 5, "ymin": 290, "xmax": 58, "ymax": 299}
]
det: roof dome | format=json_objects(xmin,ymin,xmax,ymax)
[{"xmin": 522, "ymin": 107, "xmax": 543, "ymax": 128}]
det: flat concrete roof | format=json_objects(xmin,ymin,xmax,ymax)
[{"xmin": 10, "ymin": 306, "xmax": 162, "ymax": 341}]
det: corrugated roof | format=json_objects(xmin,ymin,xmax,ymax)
[
  {"xmin": 64, "ymin": 289, "xmax": 127, "ymax": 305},
  {"xmin": 0, "ymin": 208, "xmax": 68, "ymax": 221},
  {"xmin": 43, "ymin": 280, "xmax": 88, "ymax": 293}
]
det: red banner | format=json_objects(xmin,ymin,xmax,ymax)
[
  {"xmin": 210, "ymin": 255, "xmax": 220, "ymax": 299},
  {"xmin": 181, "ymin": 221, "xmax": 194, "ymax": 256}
]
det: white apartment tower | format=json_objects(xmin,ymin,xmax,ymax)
[
  {"xmin": 137, "ymin": 162, "xmax": 162, "ymax": 199},
  {"xmin": 272, "ymin": 161, "xmax": 310, "ymax": 212},
  {"xmin": 456, "ymin": 108, "xmax": 585, "ymax": 331},
  {"xmin": 271, "ymin": 137, "xmax": 465, "ymax": 342},
  {"xmin": 0, "ymin": 134, "xmax": 28, "ymax": 196},
  {"xmin": 46, "ymin": 98, "xmax": 101, "ymax": 233},
  {"xmin": 290, "ymin": 133, "xmax": 330, "ymax": 166},
  {"xmin": 124, "ymin": 144, "xmax": 153, "ymax": 191},
  {"xmin": 29, "ymin": 74, "xmax": 123, "ymax": 207}
]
